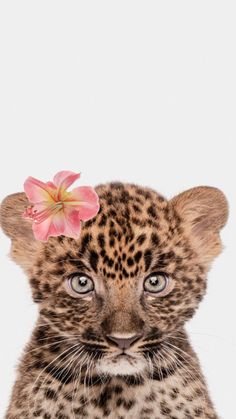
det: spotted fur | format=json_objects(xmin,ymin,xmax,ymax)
[{"xmin": 1, "ymin": 182, "xmax": 228, "ymax": 418}]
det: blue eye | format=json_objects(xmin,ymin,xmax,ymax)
[
  {"xmin": 69, "ymin": 274, "xmax": 94, "ymax": 294},
  {"xmin": 144, "ymin": 273, "xmax": 168, "ymax": 293}
]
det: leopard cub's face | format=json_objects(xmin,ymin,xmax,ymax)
[{"xmin": 1, "ymin": 182, "xmax": 228, "ymax": 377}]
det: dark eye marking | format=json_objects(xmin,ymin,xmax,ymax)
[
  {"xmin": 134, "ymin": 251, "xmax": 142, "ymax": 263},
  {"xmin": 89, "ymin": 250, "xmax": 99, "ymax": 273},
  {"xmin": 153, "ymin": 251, "xmax": 176, "ymax": 270},
  {"xmin": 144, "ymin": 249, "xmax": 153, "ymax": 271},
  {"xmin": 49, "ymin": 268, "xmax": 66, "ymax": 276},
  {"xmin": 80, "ymin": 233, "xmax": 92, "ymax": 254},
  {"xmin": 97, "ymin": 233, "xmax": 105, "ymax": 248},
  {"xmin": 68, "ymin": 259, "xmax": 90, "ymax": 271}
]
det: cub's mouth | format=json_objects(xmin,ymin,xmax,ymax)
[
  {"xmin": 95, "ymin": 349, "xmax": 147, "ymax": 376},
  {"xmin": 116, "ymin": 352, "xmax": 134, "ymax": 358},
  {"xmin": 81, "ymin": 331, "xmax": 165, "ymax": 377}
]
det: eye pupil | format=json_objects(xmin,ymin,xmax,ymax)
[
  {"xmin": 150, "ymin": 277, "xmax": 159, "ymax": 285},
  {"xmin": 79, "ymin": 277, "xmax": 88, "ymax": 286}
]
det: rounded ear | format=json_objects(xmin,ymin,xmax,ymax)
[
  {"xmin": 0, "ymin": 192, "xmax": 38, "ymax": 270},
  {"xmin": 0, "ymin": 192, "xmax": 34, "ymax": 240},
  {"xmin": 170, "ymin": 186, "xmax": 229, "ymax": 265}
]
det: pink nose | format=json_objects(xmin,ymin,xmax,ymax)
[{"xmin": 106, "ymin": 334, "xmax": 142, "ymax": 350}]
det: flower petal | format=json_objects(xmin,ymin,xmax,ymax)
[
  {"xmin": 32, "ymin": 216, "xmax": 55, "ymax": 241},
  {"xmin": 32, "ymin": 208, "xmax": 82, "ymax": 241},
  {"xmin": 49, "ymin": 208, "xmax": 82, "ymax": 240},
  {"xmin": 26, "ymin": 203, "xmax": 63, "ymax": 241},
  {"xmin": 23, "ymin": 201, "xmax": 60, "ymax": 224},
  {"xmin": 24, "ymin": 177, "xmax": 56, "ymax": 203},
  {"xmin": 68, "ymin": 186, "xmax": 100, "ymax": 221},
  {"xmin": 62, "ymin": 207, "xmax": 82, "ymax": 239},
  {"xmin": 53, "ymin": 171, "xmax": 80, "ymax": 192},
  {"xmin": 50, "ymin": 211, "xmax": 68, "ymax": 235}
]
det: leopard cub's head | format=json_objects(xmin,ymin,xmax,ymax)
[{"xmin": 1, "ymin": 182, "xmax": 228, "ymax": 377}]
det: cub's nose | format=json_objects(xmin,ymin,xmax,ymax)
[{"xmin": 106, "ymin": 333, "xmax": 142, "ymax": 350}]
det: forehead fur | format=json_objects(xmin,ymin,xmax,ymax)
[{"xmin": 42, "ymin": 182, "xmax": 186, "ymax": 276}]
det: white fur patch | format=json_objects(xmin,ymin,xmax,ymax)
[{"xmin": 96, "ymin": 354, "xmax": 146, "ymax": 376}]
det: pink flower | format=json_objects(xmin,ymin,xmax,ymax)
[{"xmin": 23, "ymin": 171, "xmax": 100, "ymax": 242}]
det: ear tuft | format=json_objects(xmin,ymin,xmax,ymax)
[
  {"xmin": 171, "ymin": 186, "xmax": 228, "ymax": 232},
  {"xmin": 170, "ymin": 186, "xmax": 229, "ymax": 265}
]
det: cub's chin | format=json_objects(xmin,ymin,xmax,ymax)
[{"xmin": 96, "ymin": 353, "xmax": 147, "ymax": 376}]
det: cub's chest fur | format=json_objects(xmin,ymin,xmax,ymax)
[{"xmin": 22, "ymin": 371, "xmax": 216, "ymax": 419}]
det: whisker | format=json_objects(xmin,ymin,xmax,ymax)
[
  {"xmin": 27, "ymin": 342, "xmax": 82, "ymax": 415},
  {"xmin": 49, "ymin": 346, "xmax": 85, "ymax": 418},
  {"xmin": 34, "ymin": 344, "xmax": 83, "ymax": 415},
  {"xmin": 25, "ymin": 336, "xmax": 79, "ymax": 356}
]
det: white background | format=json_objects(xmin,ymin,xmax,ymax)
[{"xmin": 0, "ymin": 1, "xmax": 235, "ymax": 418}]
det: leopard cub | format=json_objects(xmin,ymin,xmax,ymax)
[{"xmin": 1, "ymin": 182, "xmax": 228, "ymax": 419}]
